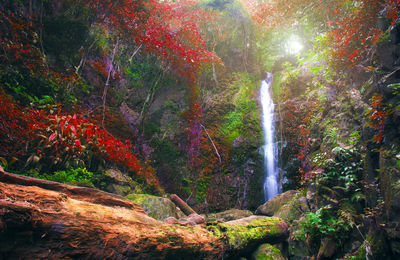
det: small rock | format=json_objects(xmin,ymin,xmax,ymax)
[
  {"xmin": 104, "ymin": 169, "xmax": 142, "ymax": 196},
  {"xmin": 288, "ymin": 236, "xmax": 309, "ymax": 258},
  {"xmin": 180, "ymin": 213, "xmax": 205, "ymax": 225},
  {"xmin": 120, "ymin": 101, "xmax": 140, "ymax": 126},
  {"xmin": 104, "ymin": 168, "xmax": 131, "ymax": 185}
]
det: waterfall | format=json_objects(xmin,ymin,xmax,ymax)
[{"xmin": 260, "ymin": 72, "xmax": 281, "ymax": 201}]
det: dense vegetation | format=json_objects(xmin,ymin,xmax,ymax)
[{"xmin": 1, "ymin": 0, "xmax": 400, "ymax": 258}]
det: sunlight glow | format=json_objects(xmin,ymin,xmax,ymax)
[{"xmin": 285, "ymin": 35, "xmax": 303, "ymax": 55}]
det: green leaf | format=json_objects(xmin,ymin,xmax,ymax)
[{"xmin": 387, "ymin": 83, "xmax": 400, "ymax": 90}]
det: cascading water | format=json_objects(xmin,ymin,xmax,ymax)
[{"xmin": 260, "ymin": 72, "xmax": 281, "ymax": 201}]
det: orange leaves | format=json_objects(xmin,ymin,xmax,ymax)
[{"xmin": 88, "ymin": 59, "xmax": 109, "ymax": 79}]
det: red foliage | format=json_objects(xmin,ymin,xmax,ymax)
[
  {"xmin": 84, "ymin": 0, "xmax": 220, "ymax": 82},
  {"xmin": 328, "ymin": 0, "xmax": 386, "ymax": 64},
  {"xmin": 0, "ymin": 90, "xmax": 46, "ymax": 157},
  {"xmin": 0, "ymin": 90, "xmax": 160, "ymax": 189},
  {"xmin": 366, "ymin": 93, "xmax": 391, "ymax": 144},
  {"xmin": 0, "ymin": 11, "xmax": 42, "ymax": 68},
  {"xmin": 0, "ymin": 11, "xmax": 79, "ymax": 90}
]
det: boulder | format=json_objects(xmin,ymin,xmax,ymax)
[
  {"xmin": 207, "ymin": 209, "xmax": 253, "ymax": 222},
  {"xmin": 273, "ymin": 194, "xmax": 309, "ymax": 223},
  {"xmin": 208, "ymin": 215, "xmax": 289, "ymax": 256},
  {"xmin": 251, "ymin": 243, "xmax": 285, "ymax": 260},
  {"xmin": 126, "ymin": 193, "xmax": 185, "ymax": 220},
  {"xmin": 255, "ymin": 190, "xmax": 299, "ymax": 216}
]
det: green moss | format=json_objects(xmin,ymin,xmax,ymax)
[
  {"xmin": 252, "ymin": 243, "xmax": 285, "ymax": 260},
  {"xmin": 274, "ymin": 192, "xmax": 304, "ymax": 223},
  {"xmin": 207, "ymin": 217, "xmax": 286, "ymax": 251}
]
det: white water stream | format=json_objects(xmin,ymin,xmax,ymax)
[{"xmin": 260, "ymin": 73, "xmax": 281, "ymax": 201}]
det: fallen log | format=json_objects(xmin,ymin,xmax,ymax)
[
  {"xmin": 0, "ymin": 181, "xmax": 224, "ymax": 259},
  {"xmin": 0, "ymin": 169, "xmax": 142, "ymax": 211},
  {"xmin": 170, "ymin": 194, "xmax": 196, "ymax": 216}
]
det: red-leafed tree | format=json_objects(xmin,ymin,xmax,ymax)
[{"xmin": 83, "ymin": 0, "xmax": 220, "ymax": 81}]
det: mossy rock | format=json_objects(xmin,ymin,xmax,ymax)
[
  {"xmin": 105, "ymin": 183, "xmax": 132, "ymax": 196},
  {"xmin": 251, "ymin": 243, "xmax": 285, "ymax": 260},
  {"xmin": 126, "ymin": 193, "xmax": 184, "ymax": 220},
  {"xmin": 274, "ymin": 192, "xmax": 308, "ymax": 223},
  {"xmin": 103, "ymin": 169, "xmax": 142, "ymax": 196},
  {"xmin": 255, "ymin": 190, "xmax": 299, "ymax": 216},
  {"xmin": 208, "ymin": 216, "xmax": 288, "ymax": 256}
]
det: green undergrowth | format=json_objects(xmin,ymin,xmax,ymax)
[{"xmin": 20, "ymin": 167, "xmax": 104, "ymax": 188}]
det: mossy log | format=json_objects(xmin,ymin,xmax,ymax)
[{"xmin": 208, "ymin": 216, "xmax": 289, "ymax": 257}]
